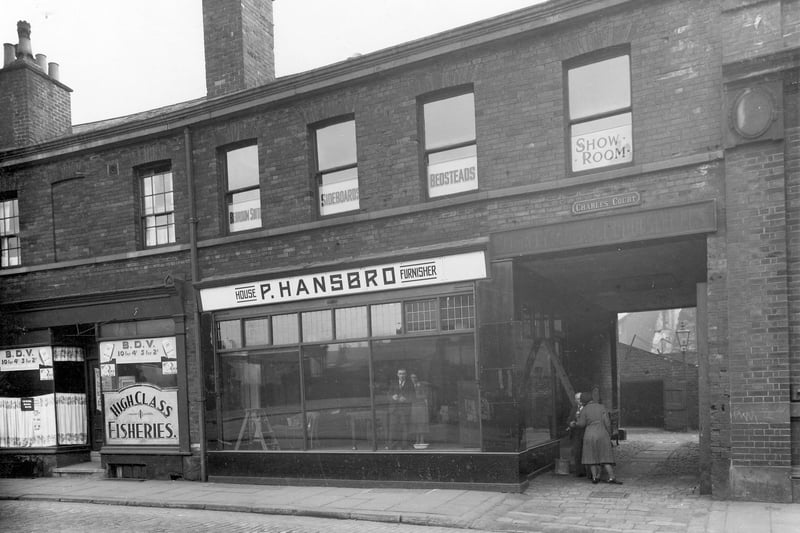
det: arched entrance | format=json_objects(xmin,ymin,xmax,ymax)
[{"xmin": 487, "ymin": 201, "xmax": 714, "ymax": 493}]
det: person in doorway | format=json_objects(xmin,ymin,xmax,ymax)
[
  {"xmin": 387, "ymin": 368, "xmax": 415, "ymax": 449},
  {"xmin": 572, "ymin": 391, "xmax": 622, "ymax": 484},
  {"xmin": 567, "ymin": 391, "xmax": 587, "ymax": 477},
  {"xmin": 591, "ymin": 384, "xmax": 601, "ymax": 403},
  {"xmin": 409, "ymin": 373, "xmax": 429, "ymax": 447}
]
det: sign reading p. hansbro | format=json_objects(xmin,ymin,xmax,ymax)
[{"xmin": 200, "ymin": 250, "xmax": 487, "ymax": 311}]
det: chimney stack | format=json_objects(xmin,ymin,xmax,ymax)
[
  {"xmin": 0, "ymin": 20, "xmax": 72, "ymax": 148},
  {"xmin": 15, "ymin": 21, "xmax": 33, "ymax": 61},
  {"xmin": 202, "ymin": 0, "xmax": 275, "ymax": 98}
]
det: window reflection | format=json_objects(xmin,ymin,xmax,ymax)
[
  {"xmin": 370, "ymin": 303, "xmax": 402, "ymax": 337},
  {"xmin": 335, "ymin": 306, "xmax": 368, "ymax": 339},
  {"xmin": 272, "ymin": 314, "xmax": 299, "ymax": 345},
  {"xmin": 302, "ymin": 310, "xmax": 333, "ymax": 342},
  {"xmin": 303, "ymin": 342, "xmax": 371, "ymax": 449},
  {"xmin": 212, "ymin": 294, "xmax": 478, "ymax": 452},
  {"xmin": 217, "ymin": 350, "xmax": 301, "ymax": 450}
]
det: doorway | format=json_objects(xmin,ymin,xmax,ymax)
[{"xmin": 511, "ymin": 236, "xmax": 707, "ymax": 484}]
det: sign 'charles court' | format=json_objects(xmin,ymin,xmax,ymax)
[{"xmin": 200, "ymin": 250, "xmax": 487, "ymax": 311}]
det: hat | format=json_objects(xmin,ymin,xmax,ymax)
[{"xmin": 580, "ymin": 392, "xmax": 591, "ymax": 404}]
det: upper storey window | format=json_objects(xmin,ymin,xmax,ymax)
[
  {"xmin": 566, "ymin": 49, "xmax": 632, "ymax": 173},
  {"xmin": 315, "ymin": 119, "xmax": 359, "ymax": 216},
  {"xmin": 422, "ymin": 91, "xmax": 478, "ymax": 198},
  {"xmin": 0, "ymin": 193, "xmax": 20, "ymax": 268},
  {"xmin": 140, "ymin": 166, "xmax": 175, "ymax": 247},
  {"xmin": 225, "ymin": 144, "xmax": 261, "ymax": 233}
]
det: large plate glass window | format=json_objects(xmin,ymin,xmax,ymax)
[
  {"xmin": 0, "ymin": 192, "xmax": 21, "ymax": 268},
  {"xmin": 422, "ymin": 91, "xmax": 478, "ymax": 198},
  {"xmin": 566, "ymin": 48, "xmax": 632, "ymax": 173},
  {"xmin": 210, "ymin": 292, "xmax": 478, "ymax": 452},
  {"xmin": 315, "ymin": 119, "xmax": 359, "ymax": 216},
  {"xmin": 140, "ymin": 165, "xmax": 175, "ymax": 247},
  {"xmin": 225, "ymin": 144, "xmax": 261, "ymax": 232}
]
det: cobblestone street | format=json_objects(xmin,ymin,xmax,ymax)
[{"xmin": 0, "ymin": 500, "xmax": 488, "ymax": 533}]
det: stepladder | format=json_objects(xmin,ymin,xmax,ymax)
[{"xmin": 235, "ymin": 408, "xmax": 280, "ymax": 450}]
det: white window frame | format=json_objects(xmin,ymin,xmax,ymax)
[
  {"xmin": 315, "ymin": 118, "xmax": 359, "ymax": 216},
  {"xmin": 422, "ymin": 90, "xmax": 478, "ymax": 199},
  {"xmin": 224, "ymin": 143, "xmax": 262, "ymax": 233},
  {"xmin": 140, "ymin": 166, "xmax": 175, "ymax": 247},
  {"xmin": 0, "ymin": 194, "xmax": 21, "ymax": 268},
  {"xmin": 566, "ymin": 48, "xmax": 632, "ymax": 174}
]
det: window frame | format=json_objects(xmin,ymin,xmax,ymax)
[
  {"xmin": 418, "ymin": 86, "xmax": 478, "ymax": 200},
  {"xmin": 0, "ymin": 191, "xmax": 21, "ymax": 268},
  {"xmin": 222, "ymin": 141, "xmax": 262, "ymax": 234},
  {"xmin": 312, "ymin": 116, "xmax": 360, "ymax": 217},
  {"xmin": 137, "ymin": 163, "xmax": 175, "ymax": 248},
  {"xmin": 564, "ymin": 45, "xmax": 633, "ymax": 175}
]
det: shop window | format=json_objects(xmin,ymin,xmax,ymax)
[
  {"xmin": 440, "ymin": 294, "xmax": 475, "ymax": 331},
  {"xmin": 0, "ymin": 346, "xmax": 87, "ymax": 448},
  {"xmin": 370, "ymin": 303, "xmax": 403, "ymax": 337},
  {"xmin": 315, "ymin": 119, "xmax": 359, "ymax": 216},
  {"xmin": 422, "ymin": 90, "xmax": 478, "ymax": 198},
  {"xmin": 139, "ymin": 166, "xmax": 175, "ymax": 247},
  {"xmin": 335, "ymin": 306, "xmax": 368, "ymax": 339},
  {"xmin": 303, "ymin": 342, "xmax": 370, "ymax": 450},
  {"xmin": 99, "ymin": 332, "xmax": 179, "ymax": 446},
  {"xmin": 302, "ymin": 310, "xmax": 333, "ymax": 342},
  {"xmin": 244, "ymin": 317, "xmax": 270, "ymax": 347},
  {"xmin": 372, "ymin": 334, "xmax": 478, "ymax": 450},
  {"xmin": 224, "ymin": 143, "xmax": 261, "ymax": 233},
  {"xmin": 210, "ymin": 293, "xmax": 478, "ymax": 452},
  {"xmin": 0, "ymin": 193, "xmax": 21, "ymax": 268},
  {"xmin": 405, "ymin": 299, "xmax": 437, "ymax": 332},
  {"xmin": 218, "ymin": 349, "xmax": 301, "ymax": 450},
  {"xmin": 566, "ymin": 48, "xmax": 632, "ymax": 173},
  {"xmin": 217, "ymin": 319, "xmax": 242, "ymax": 349},
  {"xmin": 272, "ymin": 314, "xmax": 299, "ymax": 345}
]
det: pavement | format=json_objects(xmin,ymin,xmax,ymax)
[{"xmin": 1, "ymin": 429, "xmax": 798, "ymax": 533}]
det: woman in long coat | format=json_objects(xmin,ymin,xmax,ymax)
[{"xmin": 573, "ymin": 392, "xmax": 622, "ymax": 484}]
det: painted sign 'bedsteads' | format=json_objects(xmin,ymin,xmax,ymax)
[{"xmin": 199, "ymin": 250, "xmax": 487, "ymax": 311}]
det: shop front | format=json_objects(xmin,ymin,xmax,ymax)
[
  {"xmin": 199, "ymin": 250, "xmax": 560, "ymax": 489},
  {"xmin": 0, "ymin": 286, "xmax": 193, "ymax": 479},
  {"xmin": 0, "ymin": 344, "xmax": 88, "ymax": 476}
]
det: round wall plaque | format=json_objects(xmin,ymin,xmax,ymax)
[{"xmin": 731, "ymin": 87, "xmax": 776, "ymax": 139}]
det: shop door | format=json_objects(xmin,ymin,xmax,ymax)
[{"xmin": 87, "ymin": 358, "xmax": 105, "ymax": 450}]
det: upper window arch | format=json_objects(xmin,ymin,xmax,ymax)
[
  {"xmin": 420, "ymin": 88, "xmax": 478, "ymax": 199},
  {"xmin": 565, "ymin": 47, "xmax": 632, "ymax": 173}
]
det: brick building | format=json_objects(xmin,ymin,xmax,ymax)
[
  {"xmin": 618, "ymin": 342, "xmax": 699, "ymax": 431},
  {"xmin": 1, "ymin": 0, "xmax": 798, "ymax": 502}
]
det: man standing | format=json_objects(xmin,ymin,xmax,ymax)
[{"xmin": 388, "ymin": 368, "xmax": 415, "ymax": 449}]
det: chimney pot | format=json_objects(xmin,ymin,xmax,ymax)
[
  {"xmin": 48, "ymin": 62, "xmax": 59, "ymax": 80},
  {"xmin": 16, "ymin": 20, "xmax": 33, "ymax": 61},
  {"xmin": 35, "ymin": 53, "xmax": 47, "ymax": 71},
  {"xmin": 3, "ymin": 43, "xmax": 14, "ymax": 67}
]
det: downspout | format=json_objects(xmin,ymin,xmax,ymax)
[{"xmin": 184, "ymin": 126, "xmax": 207, "ymax": 481}]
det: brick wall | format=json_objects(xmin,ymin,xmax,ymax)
[
  {"xmin": 0, "ymin": 63, "xmax": 71, "ymax": 148},
  {"xmin": 202, "ymin": 0, "xmax": 274, "ymax": 98}
]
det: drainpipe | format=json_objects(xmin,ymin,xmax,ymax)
[{"xmin": 184, "ymin": 127, "xmax": 207, "ymax": 481}]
